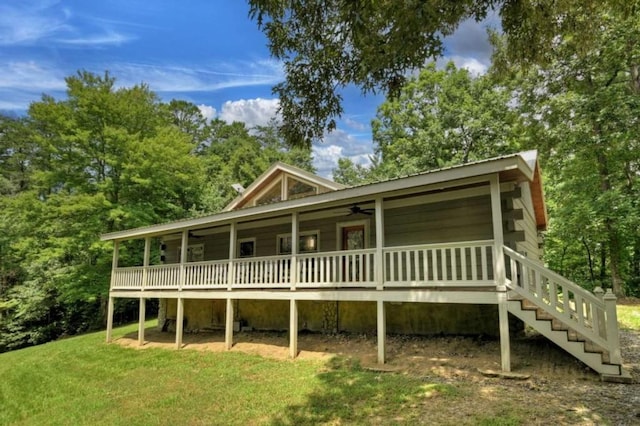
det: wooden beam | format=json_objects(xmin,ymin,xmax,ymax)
[
  {"xmin": 375, "ymin": 197, "xmax": 385, "ymax": 290},
  {"xmin": 291, "ymin": 212, "xmax": 298, "ymax": 290},
  {"xmin": 227, "ymin": 222, "xmax": 236, "ymax": 290},
  {"xmin": 377, "ymin": 300, "xmax": 386, "ymax": 364},
  {"xmin": 175, "ymin": 297, "xmax": 184, "ymax": 349},
  {"xmin": 498, "ymin": 292, "xmax": 511, "ymax": 372},
  {"xmin": 289, "ymin": 299, "xmax": 298, "ymax": 358},
  {"xmin": 225, "ymin": 298, "xmax": 234, "ymax": 350},
  {"xmin": 106, "ymin": 296, "xmax": 114, "ymax": 343},
  {"xmin": 490, "ymin": 175, "xmax": 506, "ymax": 289},
  {"xmin": 142, "ymin": 237, "xmax": 150, "ymax": 290},
  {"xmin": 110, "ymin": 241, "xmax": 119, "ymax": 291},
  {"xmin": 179, "ymin": 230, "xmax": 188, "ymax": 290},
  {"xmin": 138, "ymin": 298, "xmax": 146, "ymax": 346}
]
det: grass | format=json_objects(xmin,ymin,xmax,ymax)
[
  {"xmin": 0, "ymin": 322, "xmax": 462, "ymax": 425},
  {"xmin": 617, "ymin": 300, "xmax": 640, "ymax": 330},
  {"xmin": 1, "ymin": 302, "xmax": 638, "ymax": 425}
]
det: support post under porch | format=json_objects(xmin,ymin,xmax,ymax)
[
  {"xmin": 225, "ymin": 298, "xmax": 234, "ymax": 350},
  {"xmin": 498, "ymin": 291, "xmax": 511, "ymax": 372},
  {"xmin": 138, "ymin": 298, "xmax": 146, "ymax": 346},
  {"xmin": 175, "ymin": 297, "xmax": 184, "ymax": 349},
  {"xmin": 490, "ymin": 174, "xmax": 510, "ymax": 372},
  {"xmin": 106, "ymin": 296, "xmax": 114, "ymax": 343},
  {"xmin": 289, "ymin": 299, "xmax": 298, "ymax": 358},
  {"xmin": 377, "ymin": 300, "xmax": 386, "ymax": 364}
]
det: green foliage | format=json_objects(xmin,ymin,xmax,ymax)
[
  {"xmin": 249, "ymin": 0, "xmax": 632, "ymax": 146},
  {"xmin": 0, "ymin": 71, "xmax": 314, "ymax": 352},
  {"xmin": 372, "ymin": 62, "xmax": 521, "ymax": 176},
  {"xmin": 498, "ymin": 3, "xmax": 640, "ymax": 295}
]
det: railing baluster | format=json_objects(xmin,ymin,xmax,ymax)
[
  {"xmin": 480, "ymin": 247, "xmax": 487, "ymax": 281},
  {"xmin": 451, "ymin": 248, "xmax": 457, "ymax": 281}
]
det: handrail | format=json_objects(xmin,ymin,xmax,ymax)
[
  {"xmin": 503, "ymin": 245, "xmax": 617, "ymax": 358},
  {"xmin": 382, "ymin": 240, "xmax": 494, "ymax": 252},
  {"xmin": 297, "ymin": 248, "xmax": 377, "ymax": 258}
]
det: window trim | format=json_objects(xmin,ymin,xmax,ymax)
[
  {"xmin": 276, "ymin": 230, "xmax": 320, "ymax": 255},
  {"xmin": 237, "ymin": 237, "xmax": 257, "ymax": 258}
]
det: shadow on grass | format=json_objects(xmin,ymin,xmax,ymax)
[{"xmin": 270, "ymin": 356, "xmax": 459, "ymax": 425}]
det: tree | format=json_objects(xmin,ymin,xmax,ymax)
[
  {"xmin": 371, "ymin": 62, "xmax": 520, "ymax": 177},
  {"xmin": 495, "ymin": 4, "xmax": 640, "ymax": 296},
  {"xmin": 248, "ymin": 0, "xmax": 634, "ymax": 146}
]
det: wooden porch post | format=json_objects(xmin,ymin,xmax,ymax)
[
  {"xmin": 291, "ymin": 212, "xmax": 298, "ymax": 290},
  {"xmin": 490, "ymin": 174, "xmax": 510, "ymax": 372},
  {"xmin": 225, "ymin": 298, "xmax": 234, "ymax": 350},
  {"xmin": 179, "ymin": 230, "xmax": 188, "ymax": 290},
  {"xmin": 138, "ymin": 298, "xmax": 146, "ymax": 346},
  {"xmin": 176, "ymin": 297, "xmax": 184, "ymax": 349},
  {"xmin": 106, "ymin": 240, "xmax": 118, "ymax": 343},
  {"xmin": 603, "ymin": 290, "xmax": 622, "ymax": 365},
  {"xmin": 227, "ymin": 222, "xmax": 236, "ymax": 290},
  {"xmin": 375, "ymin": 197, "xmax": 385, "ymax": 290},
  {"xmin": 377, "ymin": 300, "xmax": 386, "ymax": 364},
  {"xmin": 142, "ymin": 237, "xmax": 150, "ymax": 290},
  {"xmin": 289, "ymin": 299, "xmax": 298, "ymax": 358},
  {"xmin": 106, "ymin": 296, "xmax": 114, "ymax": 343}
]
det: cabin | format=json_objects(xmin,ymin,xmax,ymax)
[{"xmin": 101, "ymin": 151, "xmax": 630, "ymax": 381}]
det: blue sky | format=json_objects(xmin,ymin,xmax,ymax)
[{"xmin": 0, "ymin": 0, "xmax": 496, "ymax": 177}]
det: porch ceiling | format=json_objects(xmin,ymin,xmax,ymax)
[{"xmin": 101, "ymin": 152, "xmax": 540, "ymax": 242}]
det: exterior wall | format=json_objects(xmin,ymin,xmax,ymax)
[
  {"xmin": 384, "ymin": 195, "xmax": 494, "ymax": 246},
  {"xmin": 513, "ymin": 182, "xmax": 541, "ymax": 261},
  {"xmin": 164, "ymin": 299, "xmax": 502, "ymax": 337}
]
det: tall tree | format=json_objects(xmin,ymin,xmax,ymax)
[
  {"xmin": 248, "ymin": 0, "xmax": 634, "ymax": 146},
  {"xmin": 493, "ymin": 4, "xmax": 640, "ymax": 296}
]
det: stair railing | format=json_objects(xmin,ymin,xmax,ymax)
[{"xmin": 503, "ymin": 246, "xmax": 621, "ymax": 365}]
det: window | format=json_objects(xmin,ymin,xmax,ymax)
[
  {"xmin": 277, "ymin": 231, "xmax": 319, "ymax": 254},
  {"xmin": 287, "ymin": 178, "xmax": 317, "ymax": 200},
  {"xmin": 177, "ymin": 243, "xmax": 205, "ymax": 262},
  {"xmin": 237, "ymin": 238, "xmax": 256, "ymax": 258},
  {"xmin": 255, "ymin": 184, "xmax": 282, "ymax": 206}
]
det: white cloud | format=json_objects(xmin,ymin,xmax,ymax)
[
  {"xmin": 343, "ymin": 117, "xmax": 367, "ymax": 132},
  {"xmin": 0, "ymin": 61, "xmax": 66, "ymax": 92},
  {"xmin": 0, "ymin": 1, "xmax": 70, "ymax": 45},
  {"xmin": 313, "ymin": 129, "xmax": 374, "ymax": 178},
  {"xmin": 218, "ymin": 98, "xmax": 280, "ymax": 128},
  {"xmin": 111, "ymin": 60, "xmax": 283, "ymax": 93},
  {"xmin": 197, "ymin": 104, "xmax": 217, "ymax": 122},
  {"xmin": 56, "ymin": 31, "xmax": 135, "ymax": 46},
  {"xmin": 440, "ymin": 56, "xmax": 489, "ymax": 76}
]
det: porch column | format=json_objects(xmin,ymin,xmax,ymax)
[
  {"xmin": 498, "ymin": 291, "xmax": 511, "ymax": 372},
  {"xmin": 225, "ymin": 298, "xmax": 234, "ymax": 350},
  {"xmin": 290, "ymin": 212, "xmax": 298, "ymax": 290},
  {"xmin": 377, "ymin": 300, "xmax": 386, "ymax": 364},
  {"xmin": 106, "ymin": 241, "xmax": 118, "ymax": 343},
  {"xmin": 289, "ymin": 299, "xmax": 298, "ymax": 358},
  {"xmin": 175, "ymin": 297, "xmax": 184, "ymax": 349},
  {"xmin": 106, "ymin": 296, "xmax": 114, "ymax": 343},
  {"xmin": 490, "ymin": 174, "xmax": 510, "ymax": 372},
  {"xmin": 489, "ymin": 174, "xmax": 506, "ymax": 287},
  {"xmin": 142, "ymin": 236, "xmax": 151, "ymax": 290},
  {"xmin": 375, "ymin": 197, "xmax": 385, "ymax": 290},
  {"xmin": 227, "ymin": 222, "xmax": 236, "ymax": 290},
  {"xmin": 179, "ymin": 230, "xmax": 188, "ymax": 290},
  {"xmin": 138, "ymin": 298, "xmax": 146, "ymax": 346}
]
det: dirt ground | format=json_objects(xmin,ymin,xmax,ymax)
[{"xmin": 118, "ymin": 320, "xmax": 640, "ymax": 425}]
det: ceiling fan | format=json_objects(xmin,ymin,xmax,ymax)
[{"xmin": 347, "ymin": 204, "xmax": 374, "ymax": 216}]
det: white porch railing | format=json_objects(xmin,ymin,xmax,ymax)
[
  {"xmin": 383, "ymin": 241, "xmax": 494, "ymax": 287},
  {"xmin": 233, "ymin": 255, "xmax": 291, "ymax": 288},
  {"xmin": 504, "ymin": 246, "xmax": 621, "ymax": 364},
  {"xmin": 184, "ymin": 260, "xmax": 228, "ymax": 288},
  {"xmin": 111, "ymin": 266, "xmax": 144, "ymax": 289},
  {"xmin": 110, "ymin": 240, "xmax": 498, "ymax": 291},
  {"xmin": 297, "ymin": 249, "xmax": 377, "ymax": 287}
]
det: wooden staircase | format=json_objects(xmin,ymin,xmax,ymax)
[{"xmin": 503, "ymin": 246, "xmax": 632, "ymax": 382}]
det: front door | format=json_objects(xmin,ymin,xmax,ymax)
[{"xmin": 341, "ymin": 225, "xmax": 365, "ymax": 282}]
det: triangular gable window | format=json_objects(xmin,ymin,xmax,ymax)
[
  {"xmin": 287, "ymin": 178, "xmax": 317, "ymax": 200},
  {"xmin": 255, "ymin": 181, "xmax": 282, "ymax": 206}
]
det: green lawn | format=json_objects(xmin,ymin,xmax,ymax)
[
  {"xmin": 618, "ymin": 301, "xmax": 640, "ymax": 330},
  {"xmin": 1, "ymin": 303, "xmax": 638, "ymax": 425},
  {"xmin": 0, "ymin": 322, "xmax": 460, "ymax": 425}
]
